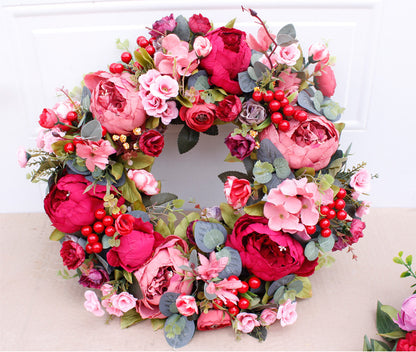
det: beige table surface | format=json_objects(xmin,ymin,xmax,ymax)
[{"xmin": 1, "ymin": 208, "xmax": 415, "ymax": 351}]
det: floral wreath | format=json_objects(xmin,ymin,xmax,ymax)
[{"xmin": 19, "ymin": 8, "xmax": 373, "ymax": 348}]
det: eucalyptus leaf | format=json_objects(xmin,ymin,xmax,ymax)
[
  {"xmin": 273, "ymin": 157, "xmax": 291, "ymax": 179},
  {"xmin": 273, "ymin": 285, "xmax": 286, "ymax": 303},
  {"xmin": 276, "ymin": 33, "xmax": 297, "ymax": 46},
  {"xmin": 127, "ymin": 210, "xmax": 151, "ymax": 223},
  {"xmin": 250, "ymin": 50, "xmax": 263, "ymax": 66},
  {"xmin": 81, "ymin": 86, "xmax": 91, "ymax": 111},
  {"xmin": 193, "ymin": 75, "xmax": 210, "ymax": 91},
  {"xmin": 187, "ymin": 70, "xmax": 209, "ymax": 89},
  {"xmin": 297, "ymin": 90, "xmax": 321, "ymax": 115},
  {"xmin": 81, "ymin": 119, "xmax": 103, "ymax": 142},
  {"xmin": 216, "ymin": 247, "xmax": 242, "ymax": 279},
  {"xmin": 194, "ymin": 221, "xmax": 227, "ymax": 253},
  {"xmin": 204, "ymin": 282, "xmax": 217, "ymax": 300},
  {"xmin": 287, "ymin": 279, "xmax": 303, "ymax": 293},
  {"xmin": 304, "ymin": 241, "xmax": 319, "ymax": 261},
  {"xmin": 173, "ymin": 15, "xmax": 190, "ymax": 42},
  {"xmin": 238, "ymin": 71, "xmax": 257, "ymax": 93},
  {"xmin": 267, "ymin": 274, "xmax": 296, "ymax": 296},
  {"xmin": 159, "ymin": 292, "xmax": 181, "ymax": 317},
  {"xmin": 318, "ymin": 235, "xmax": 335, "ymax": 252},
  {"xmin": 278, "ymin": 23, "xmax": 296, "ymax": 39},
  {"xmin": 164, "ymin": 314, "xmax": 195, "ymax": 348},
  {"xmin": 146, "ymin": 192, "xmax": 178, "ymax": 207},
  {"xmin": 253, "ymin": 61, "xmax": 269, "ymax": 80},
  {"xmin": 247, "ymin": 66, "xmax": 258, "ymax": 81}
]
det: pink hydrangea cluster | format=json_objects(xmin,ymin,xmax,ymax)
[
  {"xmin": 264, "ymin": 177, "xmax": 333, "ymax": 235},
  {"xmin": 99, "ymin": 284, "xmax": 137, "ymax": 317},
  {"xmin": 138, "ymin": 69, "xmax": 179, "ymax": 125}
]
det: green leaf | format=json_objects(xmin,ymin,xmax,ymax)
[
  {"xmin": 111, "ymin": 162, "xmax": 124, "ymax": 180},
  {"xmin": 145, "ymin": 116, "xmax": 160, "ymax": 129},
  {"xmin": 123, "ymin": 270, "xmax": 133, "ymax": 284},
  {"xmin": 178, "ymin": 125, "xmax": 199, "ymax": 154},
  {"xmin": 120, "ymin": 309, "xmax": 143, "ymax": 329},
  {"xmin": 304, "ymin": 241, "xmax": 319, "ymax": 261},
  {"xmin": 224, "ymin": 152, "xmax": 242, "ymax": 163},
  {"xmin": 406, "ymin": 255, "xmax": 413, "ymax": 266},
  {"xmin": 193, "ymin": 75, "xmax": 210, "ymax": 91},
  {"xmin": 378, "ymin": 330, "xmax": 406, "ymax": 340},
  {"xmin": 327, "ymin": 157, "xmax": 348, "ymax": 178},
  {"xmin": 224, "ymin": 17, "xmax": 236, "ymax": 28},
  {"xmin": 119, "ymin": 178, "xmax": 142, "ymax": 204},
  {"xmin": 220, "ymin": 202, "xmax": 240, "ymax": 229},
  {"xmin": 173, "ymin": 212, "xmax": 200, "ymax": 239},
  {"xmin": 293, "ymin": 276, "xmax": 312, "ymax": 299},
  {"xmin": 318, "ymin": 235, "xmax": 335, "ymax": 252},
  {"xmin": 115, "ymin": 38, "xmax": 129, "ymax": 51},
  {"xmin": 202, "ymin": 229, "xmax": 226, "ymax": 250},
  {"xmin": 380, "ymin": 304, "xmax": 400, "ymax": 322},
  {"xmin": 244, "ymin": 201, "xmax": 265, "ymax": 217},
  {"xmin": 172, "ymin": 199, "xmax": 185, "ymax": 208},
  {"xmin": 176, "ymin": 94, "xmax": 193, "ymax": 108},
  {"xmin": 155, "ymin": 219, "xmax": 171, "ymax": 237},
  {"xmin": 203, "ymin": 125, "xmax": 218, "ymax": 136},
  {"xmin": 253, "ymin": 160, "xmax": 274, "ymax": 184},
  {"xmin": 148, "ymin": 192, "xmax": 178, "ymax": 206},
  {"xmin": 125, "ymin": 152, "xmax": 154, "ymax": 169},
  {"xmin": 151, "ymin": 318, "xmax": 166, "ymax": 331},
  {"xmin": 401, "ymin": 271, "xmax": 411, "ymax": 278},
  {"xmin": 167, "ymin": 212, "xmax": 177, "ymax": 234},
  {"xmin": 363, "ymin": 335, "xmax": 372, "ymax": 351},
  {"xmin": 273, "ymin": 286, "xmax": 286, "ymax": 303},
  {"xmin": 287, "ymin": 279, "xmax": 303, "ymax": 294},
  {"xmin": 49, "ymin": 228, "xmax": 65, "ymax": 241},
  {"xmin": 295, "ymin": 167, "xmax": 315, "ymax": 178},
  {"xmin": 173, "ymin": 15, "xmax": 190, "ymax": 42},
  {"xmin": 248, "ymin": 325, "xmax": 268, "ymax": 342},
  {"xmin": 393, "ymin": 257, "xmax": 404, "ymax": 264},
  {"xmin": 133, "ymin": 47, "xmax": 154, "ymax": 70},
  {"xmin": 376, "ymin": 301, "xmax": 402, "ymax": 338}
]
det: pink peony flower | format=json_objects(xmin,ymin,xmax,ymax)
[
  {"xmin": 37, "ymin": 128, "xmax": 65, "ymax": 153},
  {"xmin": 76, "ymin": 139, "xmax": 116, "ymax": 172},
  {"xmin": 349, "ymin": 218, "xmax": 366, "ymax": 244},
  {"xmin": 52, "ymin": 99, "xmax": 79, "ymax": 128},
  {"xmin": 395, "ymin": 295, "xmax": 416, "ymax": 332},
  {"xmin": 149, "ymin": 75, "xmax": 179, "ymax": 100},
  {"xmin": 308, "ymin": 42, "xmax": 330, "ymax": 64},
  {"xmin": 314, "ymin": 63, "xmax": 336, "ymax": 97},
  {"xmin": 260, "ymin": 308, "xmax": 278, "ymax": 326},
  {"xmin": 277, "ymin": 299, "xmax": 297, "ymax": 327},
  {"xmin": 84, "ymin": 290, "xmax": 105, "ymax": 317},
  {"xmin": 199, "ymin": 27, "xmax": 251, "ymax": 94},
  {"xmin": 197, "ymin": 251, "xmax": 228, "ymax": 281},
  {"xmin": 100, "ymin": 283, "xmax": 115, "ymax": 297},
  {"xmin": 264, "ymin": 178, "xmax": 330, "ymax": 234},
  {"xmin": 350, "ymin": 169, "xmax": 371, "ymax": 193},
  {"xmin": 60, "ymin": 240, "xmax": 85, "ymax": 270},
  {"xmin": 235, "ymin": 312, "xmax": 260, "ymax": 333},
  {"xmin": 176, "ymin": 294, "xmax": 198, "ymax": 316},
  {"xmin": 38, "ymin": 108, "xmax": 58, "ymax": 129},
  {"xmin": 84, "ymin": 71, "xmax": 147, "ymax": 135},
  {"xmin": 277, "ymin": 69, "xmax": 301, "ymax": 97},
  {"xmin": 154, "ymin": 34, "xmax": 199, "ymax": 78},
  {"xmin": 246, "ymin": 26, "xmax": 275, "ymax": 52},
  {"xmin": 260, "ymin": 113, "xmax": 339, "ymax": 171},
  {"xmin": 224, "ymin": 176, "xmax": 252, "ymax": 209},
  {"xmin": 127, "ymin": 169, "xmax": 160, "ymax": 196},
  {"xmin": 110, "ymin": 292, "xmax": 137, "ymax": 313},
  {"xmin": 78, "ymin": 267, "xmax": 109, "ymax": 289},
  {"xmin": 193, "ymin": 36, "xmax": 212, "ymax": 57},
  {"xmin": 17, "ymin": 146, "xmax": 29, "ymax": 168},
  {"xmin": 134, "ymin": 236, "xmax": 193, "ymax": 319},
  {"xmin": 188, "ymin": 13, "xmax": 211, "ymax": 35},
  {"xmin": 275, "ymin": 43, "xmax": 301, "ymax": 66},
  {"xmin": 160, "ymin": 101, "xmax": 179, "ymax": 125},
  {"xmin": 197, "ymin": 309, "xmax": 232, "ymax": 331}
]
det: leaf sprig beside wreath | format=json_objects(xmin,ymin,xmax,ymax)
[{"xmin": 19, "ymin": 8, "xmax": 374, "ymax": 348}]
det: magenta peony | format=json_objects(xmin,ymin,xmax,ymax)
[
  {"xmin": 199, "ymin": 27, "xmax": 251, "ymax": 94},
  {"xmin": 84, "ymin": 71, "xmax": 147, "ymax": 135},
  {"xmin": 260, "ymin": 113, "xmax": 339, "ymax": 171},
  {"xmin": 226, "ymin": 214, "xmax": 318, "ymax": 281},
  {"xmin": 44, "ymin": 174, "xmax": 106, "ymax": 234}
]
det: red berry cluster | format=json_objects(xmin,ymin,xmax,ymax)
[
  {"xmin": 306, "ymin": 188, "xmax": 348, "ymax": 238},
  {"xmin": 212, "ymin": 275, "xmax": 261, "ymax": 315},
  {"xmin": 252, "ymin": 89, "xmax": 307, "ymax": 132},
  {"xmin": 82, "ymin": 208, "xmax": 120, "ymax": 254}
]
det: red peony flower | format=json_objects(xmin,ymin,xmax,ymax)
[
  {"xmin": 199, "ymin": 27, "xmax": 251, "ymax": 94},
  {"xmin": 189, "ymin": 13, "xmax": 211, "ymax": 34},
  {"xmin": 60, "ymin": 240, "xmax": 85, "ymax": 270},
  {"xmin": 397, "ymin": 331, "xmax": 416, "ymax": 351},
  {"xmin": 107, "ymin": 218, "xmax": 165, "ymax": 272},
  {"xmin": 179, "ymin": 99, "xmax": 216, "ymax": 132},
  {"xmin": 224, "ymin": 133, "xmax": 256, "ymax": 160},
  {"xmin": 215, "ymin": 95, "xmax": 242, "ymax": 122},
  {"xmin": 226, "ymin": 214, "xmax": 318, "ymax": 281},
  {"xmin": 139, "ymin": 129, "xmax": 165, "ymax": 157},
  {"xmin": 44, "ymin": 174, "xmax": 106, "ymax": 234}
]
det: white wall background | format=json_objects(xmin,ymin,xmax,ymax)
[{"xmin": 1, "ymin": 0, "xmax": 415, "ymax": 213}]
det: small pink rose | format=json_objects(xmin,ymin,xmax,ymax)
[
  {"xmin": 110, "ymin": 292, "xmax": 137, "ymax": 313},
  {"xmin": 355, "ymin": 201, "xmax": 370, "ymax": 218},
  {"xmin": 149, "ymin": 75, "xmax": 179, "ymax": 100},
  {"xmin": 160, "ymin": 101, "xmax": 179, "ymax": 125},
  {"xmin": 235, "ymin": 312, "xmax": 260, "ymax": 333},
  {"xmin": 314, "ymin": 63, "xmax": 336, "ymax": 97},
  {"xmin": 193, "ymin": 36, "xmax": 212, "ymax": 57},
  {"xmin": 350, "ymin": 169, "xmax": 371, "ymax": 193},
  {"xmin": 84, "ymin": 290, "xmax": 105, "ymax": 317},
  {"xmin": 138, "ymin": 69, "xmax": 161, "ymax": 91},
  {"xmin": 277, "ymin": 299, "xmax": 297, "ymax": 327},
  {"xmin": 275, "ymin": 43, "xmax": 301, "ymax": 66},
  {"xmin": 224, "ymin": 176, "xmax": 251, "ymax": 210},
  {"xmin": 127, "ymin": 169, "xmax": 160, "ymax": 196},
  {"xmin": 260, "ymin": 308, "xmax": 278, "ymax": 326},
  {"xmin": 140, "ymin": 92, "xmax": 168, "ymax": 117},
  {"xmin": 176, "ymin": 294, "xmax": 198, "ymax": 316},
  {"xmin": 308, "ymin": 42, "xmax": 330, "ymax": 63}
]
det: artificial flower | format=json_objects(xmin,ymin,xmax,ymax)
[
  {"xmin": 139, "ymin": 129, "xmax": 165, "ymax": 157},
  {"xmin": 224, "ymin": 133, "xmax": 256, "ymax": 160},
  {"xmin": 60, "ymin": 240, "xmax": 85, "ymax": 270},
  {"xmin": 260, "ymin": 308, "xmax": 278, "ymax": 326},
  {"xmin": 275, "ymin": 43, "xmax": 301, "ymax": 66},
  {"xmin": 193, "ymin": 36, "xmax": 212, "ymax": 57},
  {"xmin": 308, "ymin": 42, "xmax": 330, "ymax": 63},
  {"xmin": 127, "ymin": 169, "xmax": 160, "ymax": 195},
  {"xmin": 395, "ymin": 294, "xmax": 416, "ymax": 331},
  {"xmin": 223, "ymin": 176, "xmax": 252, "ymax": 209},
  {"xmin": 235, "ymin": 312, "xmax": 260, "ymax": 333},
  {"xmin": 238, "ymin": 98, "xmax": 267, "ymax": 125},
  {"xmin": 76, "ymin": 139, "xmax": 116, "ymax": 172},
  {"xmin": 197, "ymin": 251, "xmax": 228, "ymax": 281},
  {"xmin": 176, "ymin": 294, "xmax": 198, "ymax": 316},
  {"xmin": 277, "ymin": 299, "xmax": 298, "ymax": 327},
  {"xmin": 78, "ymin": 267, "xmax": 109, "ymax": 289},
  {"xmin": 197, "ymin": 310, "xmax": 232, "ymax": 331},
  {"xmin": 188, "ymin": 13, "xmax": 211, "ymax": 34},
  {"xmin": 179, "ymin": 99, "xmax": 216, "ymax": 132},
  {"xmin": 350, "ymin": 169, "xmax": 371, "ymax": 194},
  {"xmin": 246, "ymin": 26, "xmax": 275, "ymax": 52},
  {"xmin": 84, "ymin": 290, "xmax": 105, "ymax": 317},
  {"xmin": 314, "ymin": 63, "xmax": 337, "ymax": 97},
  {"xmin": 215, "ymin": 95, "xmax": 242, "ymax": 122},
  {"xmin": 149, "ymin": 13, "xmax": 176, "ymax": 38}
]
